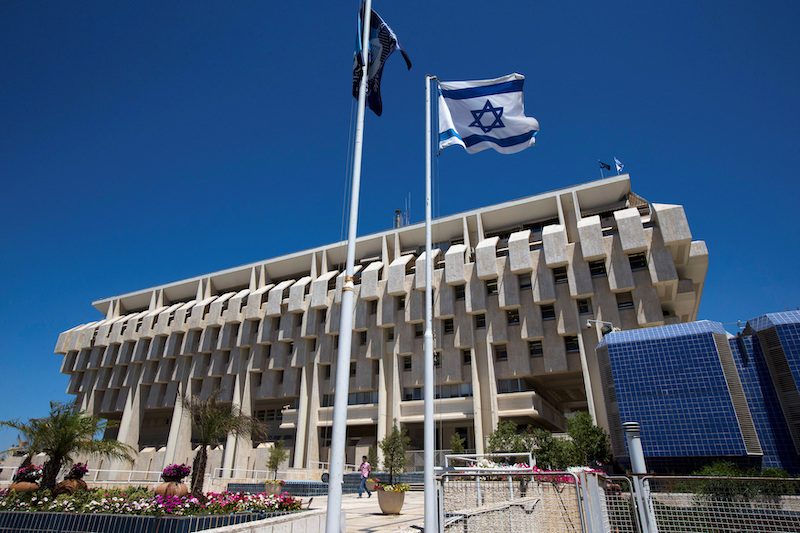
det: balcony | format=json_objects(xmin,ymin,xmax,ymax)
[
  {"xmin": 496, "ymin": 391, "xmax": 566, "ymax": 429},
  {"xmin": 399, "ymin": 396, "xmax": 473, "ymax": 423},
  {"xmin": 317, "ymin": 403, "xmax": 379, "ymax": 426}
]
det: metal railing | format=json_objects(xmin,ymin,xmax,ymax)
[
  {"xmin": 440, "ymin": 470, "xmax": 585, "ymax": 533},
  {"xmin": 438, "ymin": 470, "xmax": 800, "ymax": 533},
  {"xmin": 642, "ymin": 475, "xmax": 800, "ymax": 533},
  {"xmin": 0, "ymin": 510, "xmax": 302, "ymax": 533}
]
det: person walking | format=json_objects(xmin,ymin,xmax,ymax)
[{"xmin": 358, "ymin": 455, "xmax": 372, "ymax": 498}]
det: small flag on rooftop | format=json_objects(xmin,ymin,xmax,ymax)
[
  {"xmin": 599, "ymin": 161, "xmax": 612, "ymax": 171},
  {"xmin": 352, "ymin": 5, "xmax": 412, "ymax": 116},
  {"xmin": 438, "ymin": 73, "xmax": 539, "ymax": 154},
  {"xmin": 614, "ymin": 157, "xmax": 624, "ymax": 174}
]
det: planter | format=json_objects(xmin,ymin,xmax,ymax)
[
  {"xmin": 264, "ymin": 483, "xmax": 284, "ymax": 496},
  {"xmin": 53, "ymin": 478, "xmax": 88, "ymax": 497},
  {"xmin": 366, "ymin": 479, "xmax": 378, "ymax": 491},
  {"xmin": 8, "ymin": 481, "xmax": 39, "ymax": 493},
  {"xmin": 377, "ymin": 490, "xmax": 405, "ymax": 514},
  {"xmin": 154, "ymin": 481, "xmax": 189, "ymax": 497}
]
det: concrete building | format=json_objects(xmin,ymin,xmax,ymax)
[
  {"xmin": 52, "ymin": 175, "xmax": 707, "ymax": 476},
  {"xmin": 597, "ymin": 313, "xmax": 800, "ymax": 473}
]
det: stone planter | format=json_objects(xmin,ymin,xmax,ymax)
[
  {"xmin": 264, "ymin": 482, "xmax": 284, "ymax": 496},
  {"xmin": 53, "ymin": 478, "xmax": 88, "ymax": 497},
  {"xmin": 8, "ymin": 481, "xmax": 39, "ymax": 493},
  {"xmin": 377, "ymin": 490, "xmax": 405, "ymax": 514},
  {"xmin": 154, "ymin": 480, "xmax": 189, "ymax": 497}
]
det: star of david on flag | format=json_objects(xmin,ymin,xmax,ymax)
[{"xmin": 438, "ymin": 73, "xmax": 539, "ymax": 154}]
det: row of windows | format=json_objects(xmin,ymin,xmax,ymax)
[
  {"xmin": 402, "ymin": 382, "xmax": 473, "ymax": 401},
  {"xmin": 320, "ymin": 390, "xmax": 379, "ymax": 407},
  {"xmin": 494, "ymin": 337, "xmax": 578, "ymax": 361}
]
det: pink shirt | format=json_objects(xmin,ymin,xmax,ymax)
[{"xmin": 360, "ymin": 462, "xmax": 371, "ymax": 478}]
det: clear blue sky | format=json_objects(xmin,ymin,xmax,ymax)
[{"xmin": 2, "ymin": 0, "xmax": 799, "ymax": 450}]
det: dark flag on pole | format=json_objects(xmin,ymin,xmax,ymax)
[
  {"xmin": 352, "ymin": 5, "xmax": 412, "ymax": 116},
  {"xmin": 598, "ymin": 161, "xmax": 612, "ymax": 171}
]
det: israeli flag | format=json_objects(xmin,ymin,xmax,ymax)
[{"xmin": 438, "ymin": 73, "xmax": 539, "ymax": 155}]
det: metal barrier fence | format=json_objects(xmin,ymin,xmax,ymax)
[
  {"xmin": 440, "ymin": 471, "xmax": 585, "ymax": 533},
  {"xmin": 642, "ymin": 475, "xmax": 800, "ymax": 533},
  {"xmin": 438, "ymin": 472, "xmax": 800, "ymax": 533},
  {"xmin": 0, "ymin": 510, "xmax": 302, "ymax": 533}
]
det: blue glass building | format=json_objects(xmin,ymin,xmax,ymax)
[
  {"xmin": 597, "ymin": 321, "xmax": 764, "ymax": 472},
  {"xmin": 597, "ymin": 311, "xmax": 800, "ymax": 473}
]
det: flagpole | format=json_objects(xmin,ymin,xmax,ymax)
[
  {"xmin": 423, "ymin": 73, "xmax": 438, "ymax": 533},
  {"xmin": 325, "ymin": 1, "xmax": 372, "ymax": 531}
]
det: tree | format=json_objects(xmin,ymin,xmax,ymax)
[
  {"xmin": 567, "ymin": 412, "xmax": 611, "ymax": 466},
  {"xmin": 486, "ymin": 420, "xmax": 526, "ymax": 453},
  {"xmin": 183, "ymin": 393, "xmax": 263, "ymax": 497},
  {"xmin": 379, "ymin": 423, "xmax": 410, "ymax": 485},
  {"xmin": 367, "ymin": 446, "xmax": 379, "ymax": 471},
  {"xmin": 267, "ymin": 441, "xmax": 289, "ymax": 480},
  {"xmin": 449, "ymin": 432, "xmax": 466, "ymax": 454},
  {"xmin": 1, "ymin": 402, "xmax": 135, "ymax": 490}
]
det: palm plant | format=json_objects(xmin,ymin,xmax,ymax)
[
  {"xmin": 1, "ymin": 402, "xmax": 135, "ymax": 490},
  {"xmin": 183, "ymin": 393, "xmax": 263, "ymax": 497}
]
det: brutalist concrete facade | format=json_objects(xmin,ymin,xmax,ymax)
[{"xmin": 53, "ymin": 175, "xmax": 707, "ymax": 475}]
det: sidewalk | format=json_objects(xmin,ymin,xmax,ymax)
[{"xmin": 307, "ymin": 492, "xmax": 424, "ymax": 532}]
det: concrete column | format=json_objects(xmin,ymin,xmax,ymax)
[
  {"xmin": 222, "ymin": 372, "xmax": 243, "ymax": 477},
  {"xmin": 575, "ymin": 312, "xmax": 598, "ymax": 422},
  {"xmin": 376, "ymin": 355, "xmax": 387, "ymax": 465},
  {"xmin": 469, "ymin": 349, "xmax": 485, "ymax": 454},
  {"xmin": 292, "ymin": 363, "xmax": 311, "ymax": 468},
  {"xmin": 304, "ymin": 361, "xmax": 321, "ymax": 468},
  {"xmin": 165, "ymin": 370, "xmax": 193, "ymax": 467}
]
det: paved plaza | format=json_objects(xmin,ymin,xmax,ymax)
[{"xmin": 308, "ymin": 492, "xmax": 424, "ymax": 532}]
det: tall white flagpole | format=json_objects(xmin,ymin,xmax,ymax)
[
  {"xmin": 325, "ymin": 1, "xmax": 372, "ymax": 531},
  {"xmin": 423, "ymin": 74, "xmax": 438, "ymax": 533}
]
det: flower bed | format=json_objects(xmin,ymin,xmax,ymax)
[{"xmin": 0, "ymin": 487, "xmax": 301, "ymax": 516}]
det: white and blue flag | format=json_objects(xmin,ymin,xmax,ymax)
[{"xmin": 438, "ymin": 73, "xmax": 539, "ymax": 155}]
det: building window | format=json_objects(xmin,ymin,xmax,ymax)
[
  {"xmin": 288, "ymin": 341, "xmax": 294, "ymax": 354},
  {"xmin": 494, "ymin": 344, "xmax": 508, "ymax": 362},
  {"xmin": 553, "ymin": 267, "xmax": 568, "ymax": 284},
  {"xmin": 616, "ymin": 291, "xmax": 635, "ymax": 310},
  {"xmin": 359, "ymin": 331, "xmax": 367, "ymax": 346},
  {"xmin": 541, "ymin": 305, "xmax": 556, "ymax": 321},
  {"xmin": 628, "ymin": 252, "xmax": 648, "ymax": 271},
  {"xmin": 455, "ymin": 285, "xmax": 466, "ymax": 300},
  {"xmin": 369, "ymin": 300, "xmax": 378, "ymax": 315},
  {"xmin": 386, "ymin": 327, "xmax": 395, "ymax": 341},
  {"xmin": 486, "ymin": 279, "xmax": 499, "ymax": 295},
  {"xmin": 497, "ymin": 378, "xmax": 532, "ymax": 394},
  {"xmin": 350, "ymin": 362, "xmax": 356, "ymax": 377},
  {"xmin": 373, "ymin": 360, "xmax": 380, "ymax": 375},
  {"xmin": 529, "ymin": 340, "xmax": 544, "ymax": 357},
  {"xmin": 564, "ymin": 336, "xmax": 580, "ymax": 352},
  {"xmin": 434, "ymin": 351, "xmax": 442, "ymax": 368},
  {"xmin": 518, "ymin": 274, "xmax": 532, "ymax": 291},
  {"xmin": 436, "ymin": 383, "xmax": 473, "ymax": 399},
  {"xmin": 443, "ymin": 318, "xmax": 455, "ymax": 334},
  {"xmin": 415, "ymin": 323, "xmax": 424, "ymax": 338},
  {"xmin": 323, "ymin": 364, "xmax": 331, "ymax": 379},
  {"xmin": 577, "ymin": 298, "xmax": 592, "ymax": 315},
  {"xmin": 474, "ymin": 314, "xmax": 486, "ymax": 329},
  {"xmin": 334, "ymin": 335, "xmax": 339, "ymax": 349},
  {"xmin": 319, "ymin": 309, "xmax": 327, "ymax": 324},
  {"xmin": 506, "ymin": 309, "xmax": 520, "ymax": 326},
  {"xmin": 397, "ymin": 296, "xmax": 406, "ymax": 310},
  {"xmin": 309, "ymin": 338, "xmax": 317, "ymax": 351},
  {"xmin": 462, "ymin": 349, "xmax": 472, "ymax": 365},
  {"xmin": 403, "ymin": 387, "xmax": 423, "ymax": 401},
  {"xmin": 589, "ymin": 260, "xmax": 607, "ymax": 278},
  {"xmin": 277, "ymin": 370, "xmax": 284, "ymax": 384},
  {"xmin": 403, "ymin": 356, "xmax": 412, "ymax": 371}
]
